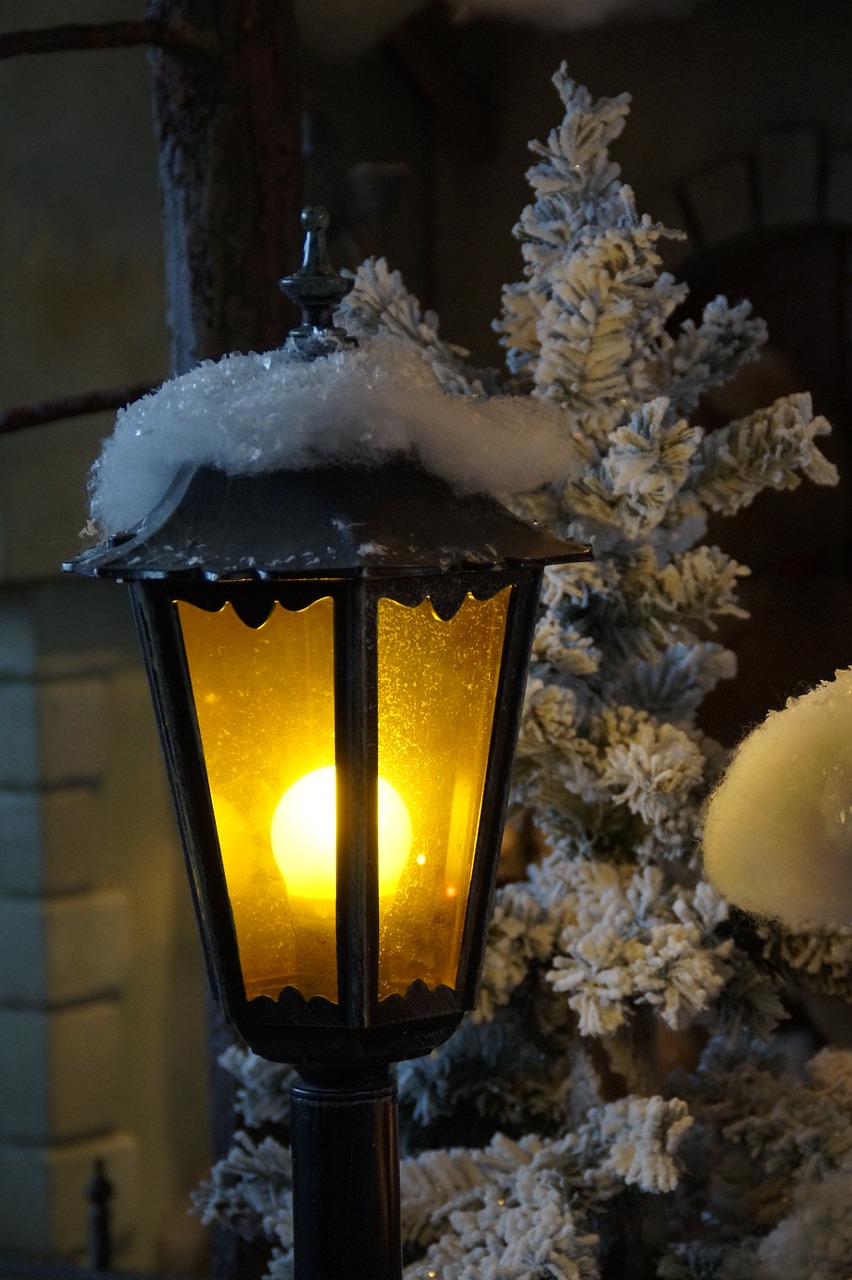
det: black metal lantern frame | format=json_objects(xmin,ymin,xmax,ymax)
[
  {"xmin": 135, "ymin": 570, "xmax": 533, "ymax": 1063},
  {"xmin": 71, "ymin": 459, "xmax": 588, "ymax": 1069}
]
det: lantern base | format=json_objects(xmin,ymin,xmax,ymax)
[{"xmin": 290, "ymin": 1066, "xmax": 402, "ymax": 1280}]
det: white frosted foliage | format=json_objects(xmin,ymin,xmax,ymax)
[
  {"xmin": 89, "ymin": 336, "xmax": 584, "ymax": 537},
  {"xmin": 703, "ymin": 668, "xmax": 852, "ymax": 927},
  {"xmin": 189, "ymin": 64, "xmax": 849, "ymax": 1280}
]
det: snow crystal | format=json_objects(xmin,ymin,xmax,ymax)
[
  {"xmin": 703, "ymin": 667, "xmax": 852, "ymax": 927},
  {"xmin": 89, "ymin": 336, "xmax": 583, "ymax": 537}
]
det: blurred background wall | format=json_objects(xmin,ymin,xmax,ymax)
[{"xmin": 1, "ymin": 0, "xmax": 851, "ymax": 1269}]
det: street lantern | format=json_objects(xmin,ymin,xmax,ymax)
[{"xmin": 65, "ymin": 209, "xmax": 590, "ymax": 1280}]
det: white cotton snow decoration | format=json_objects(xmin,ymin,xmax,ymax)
[
  {"xmin": 89, "ymin": 336, "xmax": 582, "ymax": 537},
  {"xmin": 703, "ymin": 668, "xmax": 852, "ymax": 928}
]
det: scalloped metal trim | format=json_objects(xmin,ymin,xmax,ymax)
[
  {"xmin": 374, "ymin": 977, "xmax": 459, "ymax": 1024},
  {"xmin": 248, "ymin": 985, "xmax": 343, "ymax": 1026},
  {"xmin": 243, "ymin": 975, "xmax": 460, "ymax": 1028}
]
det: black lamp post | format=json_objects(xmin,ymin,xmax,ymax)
[{"xmin": 66, "ymin": 209, "xmax": 590, "ymax": 1280}]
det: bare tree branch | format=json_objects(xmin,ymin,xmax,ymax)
[
  {"xmin": 0, "ymin": 382, "xmax": 158, "ymax": 436},
  {"xmin": 0, "ymin": 20, "xmax": 217, "ymax": 61}
]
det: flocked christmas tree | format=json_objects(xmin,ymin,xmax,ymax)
[{"xmin": 193, "ymin": 68, "xmax": 852, "ymax": 1279}]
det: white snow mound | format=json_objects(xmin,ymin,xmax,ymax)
[
  {"xmin": 89, "ymin": 336, "xmax": 584, "ymax": 536},
  {"xmin": 703, "ymin": 667, "xmax": 852, "ymax": 928}
]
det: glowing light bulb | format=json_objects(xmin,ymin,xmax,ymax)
[{"xmin": 271, "ymin": 765, "xmax": 412, "ymax": 900}]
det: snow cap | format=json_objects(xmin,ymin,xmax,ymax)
[{"xmin": 88, "ymin": 335, "xmax": 585, "ymax": 538}]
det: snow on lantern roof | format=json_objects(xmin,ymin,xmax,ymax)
[{"xmin": 86, "ymin": 334, "xmax": 587, "ymax": 542}]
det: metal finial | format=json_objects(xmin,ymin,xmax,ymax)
[{"xmin": 280, "ymin": 206, "xmax": 355, "ymax": 360}]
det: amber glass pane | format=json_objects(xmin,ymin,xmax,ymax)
[
  {"xmin": 376, "ymin": 589, "xmax": 511, "ymax": 999},
  {"xmin": 177, "ymin": 599, "xmax": 337, "ymax": 1003}
]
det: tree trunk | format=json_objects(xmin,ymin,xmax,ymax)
[{"xmin": 146, "ymin": 0, "xmax": 302, "ymax": 374}]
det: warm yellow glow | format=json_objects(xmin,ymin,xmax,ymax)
[
  {"xmin": 271, "ymin": 765, "xmax": 412, "ymax": 900},
  {"xmin": 178, "ymin": 586, "xmax": 512, "ymax": 1009},
  {"xmin": 376, "ymin": 587, "xmax": 512, "ymax": 998},
  {"xmin": 178, "ymin": 596, "xmax": 339, "ymax": 1002}
]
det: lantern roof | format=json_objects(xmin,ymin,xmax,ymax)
[{"xmin": 67, "ymin": 459, "xmax": 589, "ymax": 582}]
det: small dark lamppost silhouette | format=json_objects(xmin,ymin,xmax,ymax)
[{"xmin": 86, "ymin": 1159, "xmax": 113, "ymax": 1272}]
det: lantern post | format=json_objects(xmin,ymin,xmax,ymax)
[{"xmin": 66, "ymin": 209, "xmax": 591, "ymax": 1280}]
